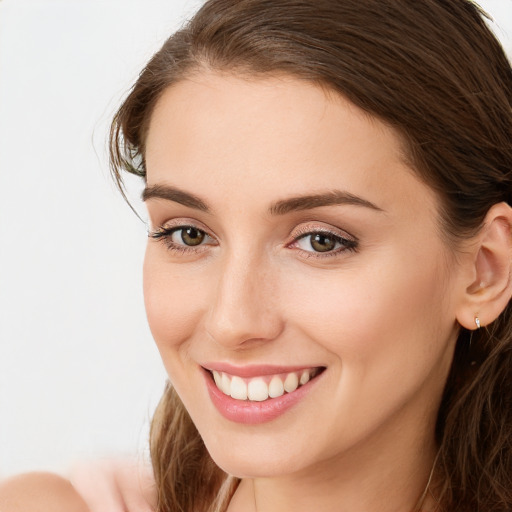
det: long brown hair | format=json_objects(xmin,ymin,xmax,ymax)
[{"xmin": 110, "ymin": 1, "xmax": 512, "ymax": 511}]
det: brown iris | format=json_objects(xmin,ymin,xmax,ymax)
[
  {"xmin": 181, "ymin": 227, "xmax": 205, "ymax": 246},
  {"xmin": 310, "ymin": 233, "xmax": 337, "ymax": 252}
]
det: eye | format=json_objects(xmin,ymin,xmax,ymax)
[
  {"xmin": 172, "ymin": 226, "xmax": 206, "ymax": 246},
  {"xmin": 149, "ymin": 224, "xmax": 216, "ymax": 252},
  {"xmin": 298, "ymin": 233, "xmax": 339, "ymax": 253},
  {"xmin": 291, "ymin": 229, "xmax": 358, "ymax": 256}
]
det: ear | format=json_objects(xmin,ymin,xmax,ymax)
[{"xmin": 456, "ymin": 202, "xmax": 512, "ymax": 330}]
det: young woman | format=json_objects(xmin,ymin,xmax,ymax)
[{"xmin": 1, "ymin": 1, "xmax": 511, "ymax": 511}]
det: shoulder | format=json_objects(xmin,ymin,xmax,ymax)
[{"xmin": 0, "ymin": 472, "xmax": 89, "ymax": 512}]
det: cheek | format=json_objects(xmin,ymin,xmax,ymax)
[
  {"xmin": 143, "ymin": 246, "xmax": 207, "ymax": 356},
  {"xmin": 285, "ymin": 246, "xmax": 455, "ymax": 383},
  {"xmin": 277, "ymin": 247, "xmax": 457, "ymax": 452}
]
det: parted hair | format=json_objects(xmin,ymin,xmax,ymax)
[{"xmin": 110, "ymin": 1, "xmax": 512, "ymax": 511}]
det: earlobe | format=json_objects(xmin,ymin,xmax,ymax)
[{"xmin": 456, "ymin": 202, "xmax": 512, "ymax": 330}]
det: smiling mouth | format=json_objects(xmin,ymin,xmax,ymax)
[{"xmin": 206, "ymin": 367, "xmax": 325, "ymax": 402}]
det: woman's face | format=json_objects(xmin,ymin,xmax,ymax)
[{"xmin": 143, "ymin": 73, "xmax": 461, "ymax": 479}]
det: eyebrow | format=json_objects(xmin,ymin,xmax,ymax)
[
  {"xmin": 142, "ymin": 184, "xmax": 383, "ymax": 215},
  {"xmin": 142, "ymin": 184, "xmax": 209, "ymax": 212},
  {"xmin": 269, "ymin": 190, "xmax": 383, "ymax": 215}
]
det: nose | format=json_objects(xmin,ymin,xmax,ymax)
[{"xmin": 204, "ymin": 251, "xmax": 284, "ymax": 349}]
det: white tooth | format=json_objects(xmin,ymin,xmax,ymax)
[
  {"xmin": 213, "ymin": 370, "xmax": 222, "ymax": 388},
  {"xmin": 248, "ymin": 378, "xmax": 269, "ymax": 402},
  {"xmin": 220, "ymin": 373, "xmax": 231, "ymax": 395},
  {"xmin": 230, "ymin": 376, "xmax": 248, "ymax": 400},
  {"xmin": 284, "ymin": 372, "xmax": 299, "ymax": 393},
  {"xmin": 268, "ymin": 376, "xmax": 285, "ymax": 398},
  {"xmin": 300, "ymin": 370, "xmax": 310, "ymax": 386}
]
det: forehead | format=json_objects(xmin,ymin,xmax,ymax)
[{"xmin": 144, "ymin": 72, "xmax": 437, "ymax": 217}]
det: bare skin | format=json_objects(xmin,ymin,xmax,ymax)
[
  {"xmin": 3, "ymin": 74, "xmax": 511, "ymax": 512},
  {"xmin": 147, "ymin": 73, "xmax": 440, "ymax": 512},
  {"xmin": 141, "ymin": 72, "xmax": 512, "ymax": 512},
  {"xmin": 70, "ymin": 458, "xmax": 156, "ymax": 512},
  {"xmin": 0, "ymin": 472, "xmax": 89, "ymax": 512},
  {"xmin": 0, "ymin": 459, "xmax": 156, "ymax": 512}
]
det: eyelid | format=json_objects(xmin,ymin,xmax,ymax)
[
  {"xmin": 289, "ymin": 223, "xmax": 357, "ymax": 243},
  {"xmin": 148, "ymin": 217, "xmax": 215, "ymax": 235},
  {"xmin": 150, "ymin": 224, "xmax": 214, "ymax": 242},
  {"xmin": 148, "ymin": 218, "xmax": 358, "ymax": 259},
  {"xmin": 287, "ymin": 223, "xmax": 359, "ymax": 257},
  {"xmin": 148, "ymin": 218, "xmax": 218, "ymax": 253}
]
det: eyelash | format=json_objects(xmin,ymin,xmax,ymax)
[
  {"xmin": 288, "ymin": 227, "xmax": 358, "ymax": 258},
  {"xmin": 148, "ymin": 224, "xmax": 358, "ymax": 258},
  {"xmin": 149, "ymin": 225, "xmax": 216, "ymax": 254}
]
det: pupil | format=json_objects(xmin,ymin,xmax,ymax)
[
  {"xmin": 182, "ymin": 228, "xmax": 205, "ymax": 246},
  {"xmin": 311, "ymin": 234, "xmax": 336, "ymax": 252}
]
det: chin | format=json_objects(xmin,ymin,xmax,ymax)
[
  {"xmin": 196, "ymin": 421, "xmax": 319, "ymax": 479},
  {"xmin": 208, "ymin": 449, "xmax": 304, "ymax": 479}
]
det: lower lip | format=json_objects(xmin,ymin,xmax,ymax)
[{"xmin": 203, "ymin": 368, "xmax": 323, "ymax": 424}]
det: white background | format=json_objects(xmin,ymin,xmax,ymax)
[{"xmin": 0, "ymin": 0, "xmax": 511, "ymax": 477}]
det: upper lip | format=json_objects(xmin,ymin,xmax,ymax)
[{"xmin": 201, "ymin": 362, "xmax": 325, "ymax": 378}]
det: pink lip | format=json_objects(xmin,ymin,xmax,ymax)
[
  {"xmin": 201, "ymin": 366, "xmax": 325, "ymax": 424},
  {"xmin": 202, "ymin": 362, "xmax": 320, "ymax": 378}
]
